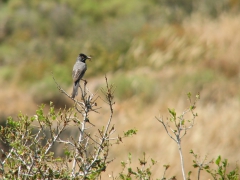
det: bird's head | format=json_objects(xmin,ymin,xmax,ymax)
[{"xmin": 79, "ymin": 53, "xmax": 91, "ymax": 62}]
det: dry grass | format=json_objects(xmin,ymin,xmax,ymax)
[{"xmin": 184, "ymin": 13, "xmax": 240, "ymax": 78}]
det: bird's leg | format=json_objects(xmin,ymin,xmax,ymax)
[{"xmin": 81, "ymin": 79, "xmax": 87, "ymax": 85}]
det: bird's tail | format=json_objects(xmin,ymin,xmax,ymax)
[{"xmin": 71, "ymin": 82, "xmax": 79, "ymax": 98}]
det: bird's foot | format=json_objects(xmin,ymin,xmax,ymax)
[{"xmin": 82, "ymin": 79, "xmax": 87, "ymax": 85}]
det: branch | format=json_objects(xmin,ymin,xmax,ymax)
[{"xmin": 156, "ymin": 116, "xmax": 177, "ymax": 143}]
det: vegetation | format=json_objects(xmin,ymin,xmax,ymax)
[
  {"xmin": 0, "ymin": 77, "xmax": 123, "ymax": 179},
  {"xmin": 0, "ymin": 78, "xmax": 239, "ymax": 179},
  {"xmin": 0, "ymin": 0, "xmax": 240, "ymax": 179},
  {"xmin": 0, "ymin": 0, "xmax": 240, "ymax": 88}
]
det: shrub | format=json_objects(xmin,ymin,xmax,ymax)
[{"xmin": 0, "ymin": 76, "xmax": 133, "ymax": 179}]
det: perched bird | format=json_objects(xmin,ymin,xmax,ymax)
[{"xmin": 71, "ymin": 53, "xmax": 91, "ymax": 98}]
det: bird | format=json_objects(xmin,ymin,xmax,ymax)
[{"xmin": 71, "ymin": 53, "xmax": 91, "ymax": 98}]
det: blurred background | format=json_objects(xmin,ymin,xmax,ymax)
[{"xmin": 0, "ymin": 0, "xmax": 240, "ymax": 179}]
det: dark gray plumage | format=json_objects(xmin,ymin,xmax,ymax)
[{"xmin": 71, "ymin": 53, "xmax": 91, "ymax": 98}]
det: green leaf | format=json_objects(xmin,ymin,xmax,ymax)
[
  {"xmin": 36, "ymin": 104, "xmax": 45, "ymax": 121},
  {"xmin": 196, "ymin": 94, "xmax": 200, "ymax": 99},
  {"xmin": 121, "ymin": 161, "xmax": 127, "ymax": 168},
  {"xmin": 128, "ymin": 167, "xmax": 133, "ymax": 173},
  {"xmin": 119, "ymin": 174, "xmax": 125, "ymax": 179},
  {"xmin": 206, "ymin": 169, "xmax": 211, "ymax": 173},
  {"xmin": 181, "ymin": 119, "xmax": 185, "ymax": 125},
  {"xmin": 124, "ymin": 129, "xmax": 137, "ymax": 137},
  {"xmin": 128, "ymin": 153, "xmax": 132, "ymax": 162},
  {"xmin": 64, "ymin": 150, "xmax": 70, "ymax": 157},
  {"xmin": 168, "ymin": 108, "xmax": 176, "ymax": 121},
  {"xmin": 163, "ymin": 164, "xmax": 170, "ymax": 169},
  {"xmin": 222, "ymin": 159, "xmax": 228, "ymax": 167},
  {"xmin": 204, "ymin": 165, "xmax": 210, "ymax": 169},
  {"xmin": 215, "ymin": 155, "xmax": 221, "ymax": 166},
  {"xmin": 151, "ymin": 158, "xmax": 157, "ymax": 165},
  {"xmin": 193, "ymin": 164, "xmax": 198, "ymax": 168}
]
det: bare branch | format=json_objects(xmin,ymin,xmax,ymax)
[{"xmin": 156, "ymin": 93, "xmax": 200, "ymax": 180}]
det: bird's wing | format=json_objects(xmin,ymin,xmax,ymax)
[{"xmin": 72, "ymin": 63, "xmax": 87, "ymax": 82}]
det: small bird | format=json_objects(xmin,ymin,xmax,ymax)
[{"xmin": 71, "ymin": 53, "xmax": 91, "ymax": 98}]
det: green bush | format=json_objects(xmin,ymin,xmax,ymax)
[
  {"xmin": 0, "ymin": 66, "xmax": 14, "ymax": 82},
  {"xmin": 0, "ymin": 77, "xmax": 131, "ymax": 179}
]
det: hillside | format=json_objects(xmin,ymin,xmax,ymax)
[{"xmin": 0, "ymin": 0, "xmax": 240, "ymax": 179}]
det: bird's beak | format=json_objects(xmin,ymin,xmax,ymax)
[{"xmin": 87, "ymin": 56, "xmax": 92, "ymax": 61}]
